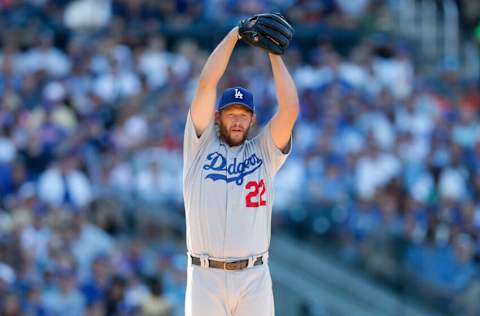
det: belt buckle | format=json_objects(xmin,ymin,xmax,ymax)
[
  {"xmin": 224, "ymin": 261, "xmax": 234, "ymax": 270},
  {"xmin": 225, "ymin": 261, "xmax": 241, "ymax": 271}
]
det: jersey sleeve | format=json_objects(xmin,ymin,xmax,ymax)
[
  {"xmin": 183, "ymin": 110, "xmax": 215, "ymax": 169},
  {"xmin": 254, "ymin": 123, "xmax": 292, "ymax": 176}
]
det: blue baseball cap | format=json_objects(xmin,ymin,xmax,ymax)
[{"xmin": 217, "ymin": 86, "xmax": 254, "ymax": 113}]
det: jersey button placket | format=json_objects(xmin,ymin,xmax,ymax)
[
  {"xmin": 225, "ymin": 145, "xmax": 240, "ymax": 259},
  {"xmin": 222, "ymin": 143, "xmax": 229, "ymax": 259}
]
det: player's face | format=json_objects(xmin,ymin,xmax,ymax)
[{"xmin": 216, "ymin": 105, "xmax": 255, "ymax": 146}]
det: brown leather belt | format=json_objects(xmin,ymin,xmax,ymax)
[{"xmin": 190, "ymin": 256, "xmax": 263, "ymax": 270}]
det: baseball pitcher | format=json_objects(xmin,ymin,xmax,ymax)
[{"xmin": 183, "ymin": 13, "xmax": 298, "ymax": 316}]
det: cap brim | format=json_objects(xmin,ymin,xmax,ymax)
[{"xmin": 217, "ymin": 102, "xmax": 254, "ymax": 112}]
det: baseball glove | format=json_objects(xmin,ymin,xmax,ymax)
[{"xmin": 238, "ymin": 13, "xmax": 294, "ymax": 55}]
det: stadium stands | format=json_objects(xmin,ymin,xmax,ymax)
[{"xmin": 0, "ymin": 1, "xmax": 479, "ymax": 315}]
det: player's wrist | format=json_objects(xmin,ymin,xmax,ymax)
[{"xmin": 231, "ymin": 26, "xmax": 240, "ymax": 39}]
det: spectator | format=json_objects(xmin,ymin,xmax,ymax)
[
  {"xmin": 164, "ymin": 255, "xmax": 187, "ymax": 316},
  {"xmin": 70, "ymin": 213, "xmax": 114, "ymax": 281},
  {"xmin": 124, "ymin": 275, "xmax": 150, "ymax": 313},
  {"xmin": 0, "ymin": 292, "xmax": 22, "ymax": 316},
  {"xmin": 21, "ymin": 208, "xmax": 51, "ymax": 265},
  {"xmin": 42, "ymin": 268, "xmax": 86, "ymax": 316},
  {"xmin": 355, "ymin": 139, "xmax": 401, "ymax": 199},
  {"xmin": 21, "ymin": 34, "xmax": 71, "ymax": 78},
  {"xmin": 81, "ymin": 254, "xmax": 110, "ymax": 306},
  {"xmin": 449, "ymin": 234, "xmax": 477, "ymax": 293},
  {"xmin": 64, "ymin": 0, "xmax": 112, "ymax": 31},
  {"xmin": 438, "ymin": 159, "xmax": 469, "ymax": 202},
  {"xmin": 141, "ymin": 277, "xmax": 172, "ymax": 316},
  {"xmin": 336, "ymin": 0, "xmax": 370, "ymax": 19},
  {"xmin": 105, "ymin": 275, "xmax": 127, "ymax": 316},
  {"xmin": 37, "ymin": 151, "xmax": 93, "ymax": 209},
  {"xmin": 0, "ymin": 128, "xmax": 16, "ymax": 163},
  {"xmin": 138, "ymin": 36, "xmax": 172, "ymax": 89},
  {"xmin": 23, "ymin": 285, "xmax": 48, "ymax": 316},
  {"xmin": 135, "ymin": 159, "xmax": 178, "ymax": 204}
]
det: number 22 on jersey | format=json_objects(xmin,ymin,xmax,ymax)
[{"xmin": 245, "ymin": 179, "xmax": 266, "ymax": 208}]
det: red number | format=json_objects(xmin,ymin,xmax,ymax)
[
  {"xmin": 245, "ymin": 180, "xmax": 267, "ymax": 208},
  {"xmin": 259, "ymin": 179, "xmax": 266, "ymax": 206},
  {"xmin": 246, "ymin": 181, "xmax": 259, "ymax": 207}
]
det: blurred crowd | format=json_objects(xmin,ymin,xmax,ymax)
[{"xmin": 0, "ymin": 0, "xmax": 479, "ymax": 315}]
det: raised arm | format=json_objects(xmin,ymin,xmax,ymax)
[
  {"xmin": 190, "ymin": 27, "xmax": 239, "ymax": 136},
  {"xmin": 268, "ymin": 53, "xmax": 300, "ymax": 151}
]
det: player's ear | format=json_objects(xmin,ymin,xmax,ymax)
[
  {"xmin": 215, "ymin": 111, "xmax": 220, "ymax": 123},
  {"xmin": 251, "ymin": 113, "xmax": 256, "ymax": 127}
]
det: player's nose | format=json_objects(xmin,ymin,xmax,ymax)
[
  {"xmin": 231, "ymin": 122, "xmax": 244, "ymax": 129},
  {"xmin": 231, "ymin": 120, "xmax": 242, "ymax": 127}
]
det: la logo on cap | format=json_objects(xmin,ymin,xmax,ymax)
[{"xmin": 234, "ymin": 88, "xmax": 243, "ymax": 99}]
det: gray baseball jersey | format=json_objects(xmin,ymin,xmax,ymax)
[{"xmin": 183, "ymin": 110, "xmax": 291, "ymax": 259}]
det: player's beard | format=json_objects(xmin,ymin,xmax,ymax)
[{"xmin": 218, "ymin": 122, "xmax": 249, "ymax": 147}]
